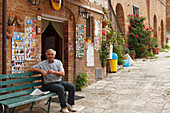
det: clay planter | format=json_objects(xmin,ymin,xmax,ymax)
[
  {"xmin": 86, "ymin": 39, "xmax": 91, "ymax": 42},
  {"xmin": 129, "ymin": 53, "xmax": 136, "ymax": 59},
  {"xmin": 154, "ymin": 47, "xmax": 160, "ymax": 54},
  {"xmin": 102, "ymin": 21, "xmax": 108, "ymax": 28},
  {"xmin": 7, "ymin": 26, "xmax": 15, "ymax": 39}
]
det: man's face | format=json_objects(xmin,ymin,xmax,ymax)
[{"xmin": 46, "ymin": 51, "xmax": 55, "ymax": 62}]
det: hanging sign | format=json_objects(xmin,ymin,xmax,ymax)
[{"xmin": 51, "ymin": 0, "xmax": 62, "ymax": 11}]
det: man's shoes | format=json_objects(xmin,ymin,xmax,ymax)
[
  {"xmin": 67, "ymin": 105, "xmax": 77, "ymax": 112},
  {"xmin": 61, "ymin": 107, "xmax": 69, "ymax": 113}
]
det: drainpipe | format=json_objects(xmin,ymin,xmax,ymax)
[{"xmin": 2, "ymin": 0, "xmax": 7, "ymax": 74}]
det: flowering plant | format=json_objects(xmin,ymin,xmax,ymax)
[
  {"xmin": 100, "ymin": 31, "xmax": 110, "ymax": 67},
  {"xmin": 166, "ymin": 37, "xmax": 169, "ymax": 44},
  {"xmin": 128, "ymin": 14, "xmax": 153, "ymax": 57}
]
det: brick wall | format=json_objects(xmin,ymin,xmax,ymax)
[
  {"xmin": 0, "ymin": 0, "xmax": 104, "ymax": 84},
  {"xmin": 167, "ymin": 1, "xmax": 170, "ymax": 32}
]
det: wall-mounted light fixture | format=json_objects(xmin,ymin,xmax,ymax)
[
  {"xmin": 79, "ymin": 6, "xmax": 90, "ymax": 19},
  {"xmin": 28, "ymin": 0, "xmax": 40, "ymax": 5}
]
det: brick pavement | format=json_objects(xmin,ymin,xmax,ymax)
[{"xmin": 16, "ymin": 50, "xmax": 170, "ymax": 113}]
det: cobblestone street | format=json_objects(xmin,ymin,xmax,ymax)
[{"xmin": 17, "ymin": 50, "xmax": 170, "ymax": 113}]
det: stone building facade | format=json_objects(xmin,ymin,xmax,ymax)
[
  {"xmin": 110, "ymin": 0, "xmax": 166, "ymax": 48},
  {"xmin": 167, "ymin": 0, "xmax": 170, "ymax": 32},
  {"xmin": 0, "ymin": 0, "xmax": 167, "ymax": 84},
  {"xmin": 0, "ymin": 0, "xmax": 108, "ymax": 84}
]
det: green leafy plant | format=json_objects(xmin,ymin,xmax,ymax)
[
  {"xmin": 130, "ymin": 50, "xmax": 136, "ymax": 55},
  {"xmin": 128, "ymin": 14, "xmax": 154, "ymax": 57},
  {"xmin": 86, "ymin": 37, "xmax": 91, "ymax": 40},
  {"xmin": 7, "ymin": 14, "xmax": 16, "ymax": 26},
  {"xmin": 125, "ymin": 48, "xmax": 130, "ymax": 54},
  {"xmin": 76, "ymin": 73, "xmax": 89, "ymax": 91}
]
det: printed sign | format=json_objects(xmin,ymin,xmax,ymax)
[
  {"xmin": 11, "ymin": 32, "xmax": 25, "ymax": 73},
  {"xmin": 51, "ymin": 0, "xmax": 62, "ymax": 11}
]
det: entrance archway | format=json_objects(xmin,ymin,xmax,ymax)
[
  {"xmin": 116, "ymin": 3, "xmax": 125, "ymax": 35},
  {"xmin": 161, "ymin": 20, "xmax": 164, "ymax": 48}
]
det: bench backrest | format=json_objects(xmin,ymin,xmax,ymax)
[{"xmin": 0, "ymin": 72, "xmax": 43, "ymax": 101}]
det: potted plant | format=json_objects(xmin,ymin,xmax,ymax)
[
  {"xmin": 102, "ymin": 17, "xmax": 108, "ymax": 28},
  {"xmin": 7, "ymin": 14, "xmax": 16, "ymax": 38},
  {"xmin": 154, "ymin": 44, "xmax": 160, "ymax": 54},
  {"xmin": 129, "ymin": 50, "xmax": 136, "ymax": 59},
  {"xmin": 76, "ymin": 73, "xmax": 89, "ymax": 91},
  {"xmin": 86, "ymin": 37, "xmax": 91, "ymax": 42}
]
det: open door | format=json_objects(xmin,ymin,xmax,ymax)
[{"xmin": 41, "ymin": 22, "xmax": 62, "ymax": 61}]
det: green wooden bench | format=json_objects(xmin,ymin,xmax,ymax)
[{"xmin": 0, "ymin": 72, "xmax": 57, "ymax": 113}]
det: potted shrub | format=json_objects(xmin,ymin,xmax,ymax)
[
  {"xmin": 129, "ymin": 50, "xmax": 136, "ymax": 59},
  {"xmin": 86, "ymin": 37, "xmax": 91, "ymax": 42},
  {"xmin": 154, "ymin": 44, "xmax": 160, "ymax": 54},
  {"xmin": 7, "ymin": 14, "xmax": 16, "ymax": 38},
  {"xmin": 76, "ymin": 73, "xmax": 89, "ymax": 91}
]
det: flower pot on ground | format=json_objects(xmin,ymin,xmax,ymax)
[
  {"xmin": 154, "ymin": 47, "xmax": 160, "ymax": 54},
  {"xmin": 76, "ymin": 73, "xmax": 89, "ymax": 91},
  {"xmin": 129, "ymin": 50, "xmax": 136, "ymax": 59}
]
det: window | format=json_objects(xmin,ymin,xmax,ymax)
[
  {"xmin": 133, "ymin": 5, "xmax": 139, "ymax": 16},
  {"xmin": 86, "ymin": 17, "xmax": 93, "ymax": 41}
]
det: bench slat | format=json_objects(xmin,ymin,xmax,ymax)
[
  {"xmin": 0, "ymin": 93, "xmax": 56, "ymax": 108},
  {"xmin": 0, "ymin": 87, "xmax": 45, "ymax": 101},
  {"xmin": 0, "ymin": 72, "xmax": 40, "ymax": 79},
  {"xmin": 0, "ymin": 82, "xmax": 43, "ymax": 94},
  {"xmin": 0, "ymin": 76, "xmax": 42, "ymax": 86}
]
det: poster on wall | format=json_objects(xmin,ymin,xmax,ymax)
[
  {"xmin": 24, "ymin": 17, "xmax": 36, "ymax": 60},
  {"xmin": 76, "ymin": 24, "xmax": 85, "ymax": 58},
  {"xmin": 94, "ymin": 20, "xmax": 100, "ymax": 50},
  {"xmin": 11, "ymin": 32, "xmax": 25, "ymax": 73}
]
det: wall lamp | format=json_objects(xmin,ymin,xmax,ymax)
[
  {"xmin": 79, "ymin": 6, "xmax": 90, "ymax": 19},
  {"xmin": 28, "ymin": 0, "xmax": 40, "ymax": 5}
]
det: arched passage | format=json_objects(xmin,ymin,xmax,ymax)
[
  {"xmin": 161, "ymin": 20, "xmax": 164, "ymax": 48},
  {"xmin": 153, "ymin": 15, "xmax": 158, "ymax": 43},
  {"xmin": 116, "ymin": 3, "xmax": 125, "ymax": 36}
]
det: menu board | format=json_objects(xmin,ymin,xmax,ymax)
[
  {"xmin": 11, "ymin": 32, "xmax": 25, "ymax": 73},
  {"xmin": 24, "ymin": 17, "xmax": 36, "ymax": 60},
  {"xmin": 76, "ymin": 24, "xmax": 85, "ymax": 58}
]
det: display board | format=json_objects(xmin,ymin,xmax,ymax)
[
  {"xmin": 87, "ymin": 45, "xmax": 94, "ymax": 66},
  {"xmin": 24, "ymin": 17, "xmax": 36, "ymax": 60},
  {"xmin": 94, "ymin": 20, "xmax": 100, "ymax": 50},
  {"xmin": 76, "ymin": 24, "xmax": 85, "ymax": 58},
  {"xmin": 11, "ymin": 32, "xmax": 25, "ymax": 73}
]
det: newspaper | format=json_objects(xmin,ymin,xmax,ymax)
[{"xmin": 30, "ymin": 88, "xmax": 50, "ymax": 96}]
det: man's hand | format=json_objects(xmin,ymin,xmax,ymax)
[
  {"xmin": 48, "ymin": 70, "xmax": 54, "ymax": 74},
  {"xmin": 42, "ymin": 70, "xmax": 48, "ymax": 76}
]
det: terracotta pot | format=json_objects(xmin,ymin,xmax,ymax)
[
  {"xmin": 154, "ymin": 47, "xmax": 160, "ymax": 54},
  {"xmin": 129, "ymin": 53, "xmax": 136, "ymax": 59},
  {"xmin": 102, "ymin": 21, "xmax": 108, "ymax": 28},
  {"xmin": 86, "ymin": 39, "xmax": 91, "ymax": 42},
  {"xmin": 7, "ymin": 26, "xmax": 15, "ymax": 38}
]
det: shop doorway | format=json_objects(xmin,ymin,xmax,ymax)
[{"xmin": 41, "ymin": 22, "xmax": 62, "ymax": 61}]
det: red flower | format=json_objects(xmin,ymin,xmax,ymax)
[
  {"xmin": 152, "ymin": 30, "xmax": 154, "ymax": 32},
  {"xmin": 128, "ymin": 14, "xmax": 131, "ymax": 16},
  {"xmin": 135, "ymin": 34, "xmax": 138, "ymax": 37},
  {"xmin": 167, "ymin": 37, "xmax": 169, "ymax": 40},
  {"xmin": 102, "ymin": 30, "xmax": 106, "ymax": 35},
  {"xmin": 147, "ymin": 42, "xmax": 149, "ymax": 45},
  {"xmin": 129, "ymin": 26, "xmax": 132, "ymax": 28},
  {"xmin": 146, "ymin": 28, "xmax": 149, "ymax": 30},
  {"xmin": 133, "ymin": 21, "xmax": 135, "ymax": 23},
  {"xmin": 136, "ymin": 14, "xmax": 138, "ymax": 17}
]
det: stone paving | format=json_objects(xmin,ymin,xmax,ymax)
[{"xmin": 16, "ymin": 50, "xmax": 170, "ymax": 113}]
